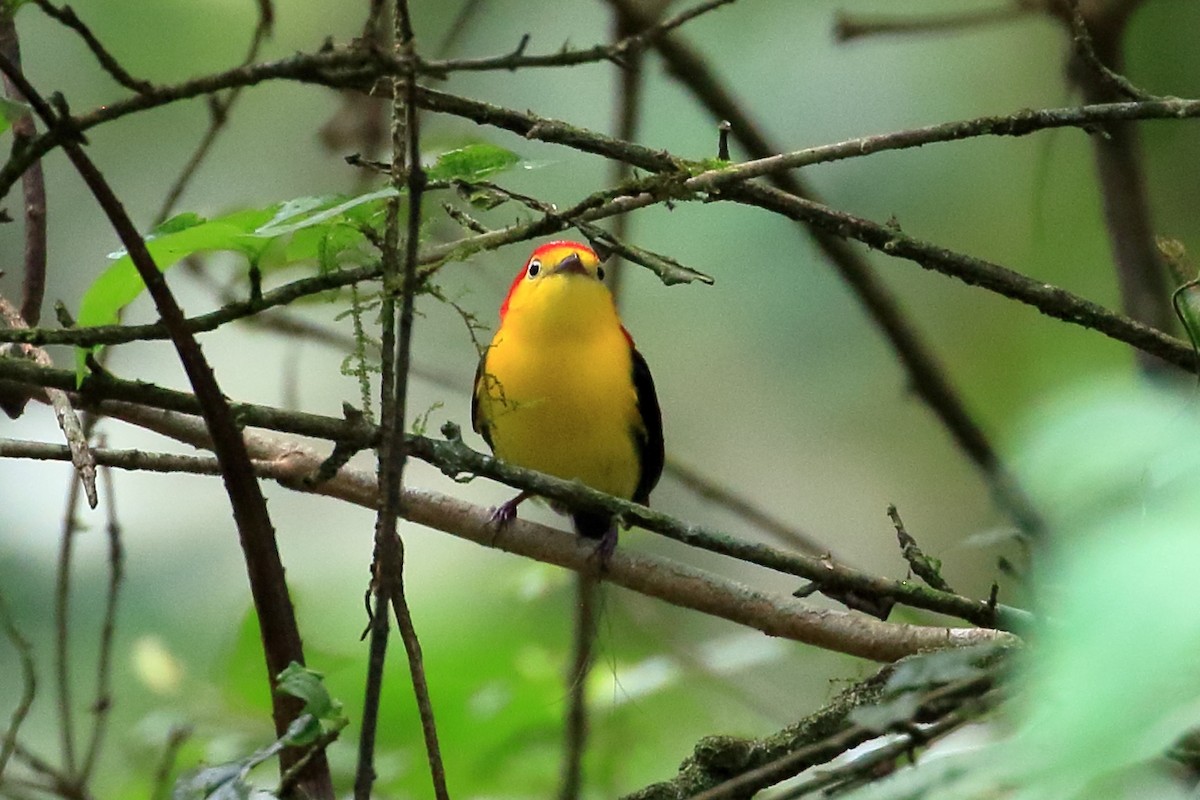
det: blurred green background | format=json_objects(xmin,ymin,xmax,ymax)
[{"xmin": 2, "ymin": 0, "xmax": 1199, "ymax": 796}]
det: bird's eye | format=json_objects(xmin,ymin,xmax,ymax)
[
  {"xmin": 597, "ymin": 266, "xmax": 606, "ymax": 281},
  {"xmin": 527, "ymin": 259, "xmax": 541, "ymax": 278}
]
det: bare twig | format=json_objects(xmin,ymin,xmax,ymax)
[
  {"xmin": 0, "ymin": 590, "xmax": 37, "ymax": 780},
  {"xmin": 1058, "ymin": 0, "xmax": 1171, "ymax": 372},
  {"xmin": 666, "ymin": 458, "xmax": 831, "ymax": 556},
  {"xmin": 416, "ymin": 0, "xmax": 736, "ymax": 76},
  {"xmin": 2, "ymin": 38, "xmax": 1199, "ymax": 204},
  {"xmin": 0, "ymin": 294, "xmax": 96, "ymax": 504},
  {"xmin": 888, "ymin": 504, "xmax": 954, "ymax": 594},
  {"xmin": 54, "ymin": 468, "xmax": 81, "ymax": 777},
  {"xmin": 559, "ymin": 575, "xmax": 599, "ymax": 800},
  {"xmin": 834, "ymin": 3, "xmax": 1039, "ymax": 42},
  {"xmin": 0, "ymin": 14, "xmax": 47, "ymax": 327},
  {"xmin": 29, "ymin": 0, "xmax": 153, "ymax": 93},
  {"xmin": 79, "ymin": 446, "xmax": 124, "ymax": 782},
  {"xmin": 154, "ymin": 2, "xmax": 273, "ymax": 222},
  {"xmin": 1061, "ymin": 0, "xmax": 1153, "ymax": 101}
]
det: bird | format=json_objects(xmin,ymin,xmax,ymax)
[{"xmin": 472, "ymin": 240, "xmax": 664, "ymax": 559}]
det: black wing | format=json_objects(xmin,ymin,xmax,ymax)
[
  {"xmin": 630, "ymin": 346, "xmax": 664, "ymax": 506},
  {"xmin": 471, "ymin": 354, "xmax": 494, "ymax": 450}
]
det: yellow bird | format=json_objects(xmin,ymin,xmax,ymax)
[{"xmin": 472, "ymin": 241, "xmax": 664, "ymax": 556}]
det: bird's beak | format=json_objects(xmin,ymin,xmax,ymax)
[{"xmin": 552, "ymin": 253, "xmax": 589, "ymax": 277}]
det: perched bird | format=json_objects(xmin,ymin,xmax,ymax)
[{"xmin": 472, "ymin": 241, "xmax": 664, "ymax": 557}]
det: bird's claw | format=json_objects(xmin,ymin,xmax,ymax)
[{"xmin": 489, "ymin": 499, "xmax": 520, "ymax": 528}]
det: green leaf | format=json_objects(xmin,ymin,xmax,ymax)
[
  {"xmin": 427, "ymin": 143, "xmax": 520, "ymax": 182},
  {"xmin": 0, "ymin": 96, "xmax": 29, "ymax": 136},
  {"xmin": 885, "ymin": 645, "xmax": 997, "ymax": 694},
  {"xmin": 275, "ymin": 663, "xmax": 333, "ymax": 719},
  {"xmin": 171, "ymin": 763, "xmax": 262, "ymax": 800},
  {"xmin": 251, "ymin": 188, "xmax": 397, "ymax": 238},
  {"xmin": 73, "ymin": 189, "xmax": 399, "ymax": 383},
  {"xmin": 838, "ymin": 384, "xmax": 1200, "ymax": 800}
]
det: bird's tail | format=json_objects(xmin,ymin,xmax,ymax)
[
  {"xmin": 573, "ymin": 510, "xmax": 618, "ymax": 563},
  {"xmin": 571, "ymin": 510, "xmax": 613, "ymax": 539}
]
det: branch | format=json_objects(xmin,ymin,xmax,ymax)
[
  {"xmin": 3, "ymin": 410, "xmax": 1017, "ymax": 664},
  {"xmin": 79, "ymin": 451, "xmax": 124, "ymax": 782},
  {"xmin": 0, "ymin": 13, "xmax": 47, "ymax": 327},
  {"xmin": 0, "ymin": 589, "xmax": 36, "ymax": 781},
  {"xmin": 1059, "ymin": 0, "xmax": 1172, "ymax": 372},
  {"xmin": 0, "ymin": 358, "xmax": 1032, "ymax": 633},
  {"xmin": 834, "ymin": 3, "xmax": 1039, "ymax": 42},
  {"xmin": 0, "ymin": 294, "xmax": 96, "ymax": 505},
  {"xmin": 605, "ymin": 0, "xmax": 1047, "ymax": 538},
  {"xmin": 29, "ymin": 0, "xmax": 153, "ymax": 94},
  {"xmin": 415, "ymin": 0, "xmax": 736, "ymax": 76}
]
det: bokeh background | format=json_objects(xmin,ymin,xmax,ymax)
[{"xmin": 2, "ymin": 0, "xmax": 1199, "ymax": 796}]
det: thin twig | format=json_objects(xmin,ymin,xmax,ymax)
[
  {"xmin": 0, "ymin": 590, "xmax": 37, "ymax": 780},
  {"xmin": 666, "ymin": 458, "xmax": 831, "ymax": 556},
  {"xmin": 79, "ymin": 445, "xmax": 125, "ymax": 782},
  {"xmin": 2, "ymin": 39, "xmax": 1200, "ymax": 204},
  {"xmin": 54, "ymin": 472, "xmax": 81, "ymax": 778},
  {"xmin": 888, "ymin": 504, "xmax": 954, "ymax": 594},
  {"xmin": 149, "ymin": 725, "xmax": 192, "ymax": 800},
  {"xmin": 356, "ymin": 1, "xmax": 446, "ymax": 797},
  {"xmin": 1061, "ymin": 0, "xmax": 1154, "ymax": 101},
  {"xmin": 0, "ymin": 15, "xmax": 47, "ymax": 327},
  {"xmin": 389, "ymin": 3, "xmax": 448, "ymax": 796},
  {"xmin": 834, "ymin": 2, "xmax": 1039, "ymax": 43},
  {"xmin": 559, "ymin": 575, "xmax": 599, "ymax": 800},
  {"xmin": 416, "ymin": 0, "xmax": 737, "ymax": 76},
  {"xmin": 29, "ymin": 0, "xmax": 153, "ymax": 93},
  {"xmin": 1059, "ymin": 0, "xmax": 1171, "ymax": 372},
  {"xmin": 0, "ymin": 294, "xmax": 96, "ymax": 505},
  {"xmin": 154, "ymin": 3, "xmax": 273, "ymax": 222}
]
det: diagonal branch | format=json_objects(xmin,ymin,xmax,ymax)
[
  {"xmin": 0, "ymin": 52, "xmax": 332, "ymax": 799},
  {"xmin": 605, "ymin": 0, "xmax": 1043, "ymax": 537}
]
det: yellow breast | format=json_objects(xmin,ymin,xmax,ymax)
[{"xmin": 476, "ymin": 278, "xmax": 642, "ymax": 500}]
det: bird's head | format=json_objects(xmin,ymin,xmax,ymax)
[{"xmin": 498, "ymin": 241, "xmax": 616, "ymax": 335}]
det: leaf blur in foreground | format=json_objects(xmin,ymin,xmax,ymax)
[{"xmin": 843, "ymin": 384, "xmax": 1200, "ymax": 800}]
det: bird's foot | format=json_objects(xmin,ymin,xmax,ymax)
[
  {"xmin": 488, "ymin": 491, "xmax": 531, "ymax": 533},
  {"xmin": 592, "ymin": 525, "xmax": 618, "ymax": 571}
]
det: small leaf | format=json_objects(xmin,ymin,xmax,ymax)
[
  {"xmin": 252, "ymin": 188, "xmax": 397, "ymax": 238},
  {"xmin": 848, "ymin": 693, "xmax": 921, "ymax": 733},
  {"xmin": 427, "ymin": 143, "xmax": 521, "ymax": 182},
  {"xmin": 151, "ymin": 212, "xmax": 207, "ymax": 238},
  {"xmin": 276, "ymin": 663, "xmax": 334, "ymax": 716},
  {"xmin": 281, "ymin": 713, "xmax": 322, "ymax": 748},
  {"xmin": 172, "ymin": 763, "xmax": 249, "ymax": 800},
  {"xmin": 0, "ymin": 96, "xmax": 30, "ymax": 136},
  {"xmin": 885, "ymin": 644, "xmax": 998, "ymax": 694}
]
